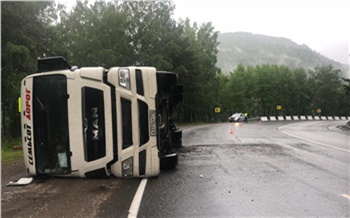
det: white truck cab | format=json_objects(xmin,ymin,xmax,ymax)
[{"xmin": 20, "ymin": 57, "xmax": 183, "ymax": 178}]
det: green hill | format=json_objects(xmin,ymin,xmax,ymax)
[{"xmin": 217, "ymin": 32, "xmax": 348, "ymax": 76}]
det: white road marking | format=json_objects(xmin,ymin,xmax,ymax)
[
  {"xmin": 276, "ymin": 126, "xmax": 350, "ymax": 153},
  {"xmin": 341, "ymin": 194, "xmax": 350, "ymax": 201},
  {"xmin": 128, "ymin": 178, "xmax": 148, "ymax": 218},
  {"xmin": 183, "ymin": 128, "xmax": 193, "ymax": 133}
]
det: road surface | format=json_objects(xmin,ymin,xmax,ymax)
[
  {"xmin": 138, "ymin": 121, "xmax": 349, "ymax": 217},
  {"xmin": 2, "ymin": 121, "xmax": 349, "ymax": 217}
]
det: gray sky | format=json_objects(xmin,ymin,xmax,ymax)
[{"xmin": 172, "ymin": 0, "xmax": 349, "ymax": 64}]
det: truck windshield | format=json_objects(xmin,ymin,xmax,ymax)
[{"xmin": 33, "ymin": 75, "xmax": 71, "ymax": 175}]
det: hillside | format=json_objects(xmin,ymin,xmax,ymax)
[{"xmin": 216, "ymin": 32, "xmax": 348, "ymax": 76}]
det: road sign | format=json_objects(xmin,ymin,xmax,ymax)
[
  {"xmin": 317, "ymin": 108, "xmax": 321, "ymax": 113},
  {"xmin": 214, "ymin": 107, "xmax": 221, "ymax": 113},
  {"xmin": 276, "ymin": 105, "xmax": 282, "ymax": 110}
]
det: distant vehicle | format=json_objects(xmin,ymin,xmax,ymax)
[{"xmin": 229, "ymin": 113, "xmax": 246, "ymax": 122}]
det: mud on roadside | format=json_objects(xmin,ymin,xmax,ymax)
[{"xmin": 1, "ymin": 159, "xmax": 121, "ymax": 218}]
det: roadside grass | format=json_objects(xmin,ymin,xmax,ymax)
[{"xmin": 1, "ymin": 136, "xmax": 23, "ymax": 164}]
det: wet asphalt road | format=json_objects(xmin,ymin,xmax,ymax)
[
  {"xmin": 2, "ymin": 121, "xmax": 349, "ymax": 217},
  {"xmin": 138, "ymin": 121, "xmax": 350, "ymax": 217}
]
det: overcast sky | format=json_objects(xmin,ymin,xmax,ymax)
[{"xmin": 172, "ymin": 0, "xmax": 349, "ymax": 64}]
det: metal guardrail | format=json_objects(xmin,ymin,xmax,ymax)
[{"xmin": 260, "ymin": 116, "xmax": 349, "ymax": 122}]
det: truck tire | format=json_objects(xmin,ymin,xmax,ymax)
[{"xmin": 160, "ymin": 153, "xmax": 178, "ymax": 170}]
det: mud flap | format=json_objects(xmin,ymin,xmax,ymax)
[{"xmin": 160, "ymin": 153, "xmax": 178, "ymax": 170}]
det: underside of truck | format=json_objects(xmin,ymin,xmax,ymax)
[{"xmin": 156, "ymin": 71, "xmax": 183, "ymax": 170}]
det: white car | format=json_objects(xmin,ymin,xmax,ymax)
[{"xmin": 229, "ymin": 113, "xmax": 246, "ymax": 122}]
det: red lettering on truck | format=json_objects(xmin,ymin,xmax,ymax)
[
  {"xmin": 26, "ymin": 125, "xmax": 33, "ymax": 165},
  {"xmin": 25, "ymin": 88, "xmax": 31, "ymax": 121}
]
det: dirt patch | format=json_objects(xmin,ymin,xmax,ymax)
[{"xmin": 1, "ymin": 159, "xmax": 122, "ymax": 217}]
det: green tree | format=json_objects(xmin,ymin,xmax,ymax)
[
  {"xmin": 56, "ymin": 1, "xmax": 129, "ymax": 66},
  {"xmin": 224, "ymin": 64, "xmax": 247, "ymax": 113},
  {"xmin": 213, "ymin": 70, "xmax": 229, "ymax": 120},
  {"xmin": 342, "ymin": 78, "xmax": 350, "ymax": 96},
  {"xmin": 309, "ymin": 65, "xmax": 344, "ymax": 116},
  {"xmin": 290, "ymin": 68, "xmax": 311, "ymax": 115},
  {"xmin": 1, "ymin": 1, "xmax": 53, "ymax": 136},
  {"xmin": 174, "ymin": 19, "xmax": 219, "ymax": 122},
  {"xmin": 122, "ymin": 1, "xmax": 178, "ymax": 69},
  {"xmin": 221, "ymin": 64, "xmax": 313, "ymax": 118},
  {"xmin": 255, "ymin": 64, "xmax": 280, "ymax": 116},
  {"xmin": 1, "ymin": 0, "xmax": 245, "ymax": 131}
]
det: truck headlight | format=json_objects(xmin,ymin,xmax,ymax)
[
  {"xmin": 122, "ymin": 157, "xmax": 133, "ymax": 177},
  {"xmin": 119, "ymin": 68, "xmax": 130, "ymax": 90}
]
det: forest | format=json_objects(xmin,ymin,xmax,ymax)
[{"xmin": 1, "ymin": 1, "xmax": 350, "ymax": 138}]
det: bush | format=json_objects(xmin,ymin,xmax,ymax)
[{"xmin": 1, "ymin": 136, "xmax": 23, "ymax": 164}]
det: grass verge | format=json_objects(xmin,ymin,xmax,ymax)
[{"xmin": 1, "ymin": 136, "xmax": 23, "ymax": 164}]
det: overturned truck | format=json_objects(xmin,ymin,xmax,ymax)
[{"xmin": 20, "ymin": 57, "xmax": 183, "ymax": 178}]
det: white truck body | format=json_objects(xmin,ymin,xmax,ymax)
[{"xmin": 20, "ymin": 57, "xmax": 182, "ymax": 178}]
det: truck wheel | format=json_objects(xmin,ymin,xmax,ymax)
[{"xmin": 160, "ymin": 153, "xmax": 178, "ymax": 170}]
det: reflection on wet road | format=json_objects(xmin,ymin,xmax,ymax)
[
  {"xmin": 278, "ymin": 121, "xmax": 349, "ymax": 152},
  {"xmin": 139, "ymin": 121, "xmax": 350, "ymax": 217}
]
